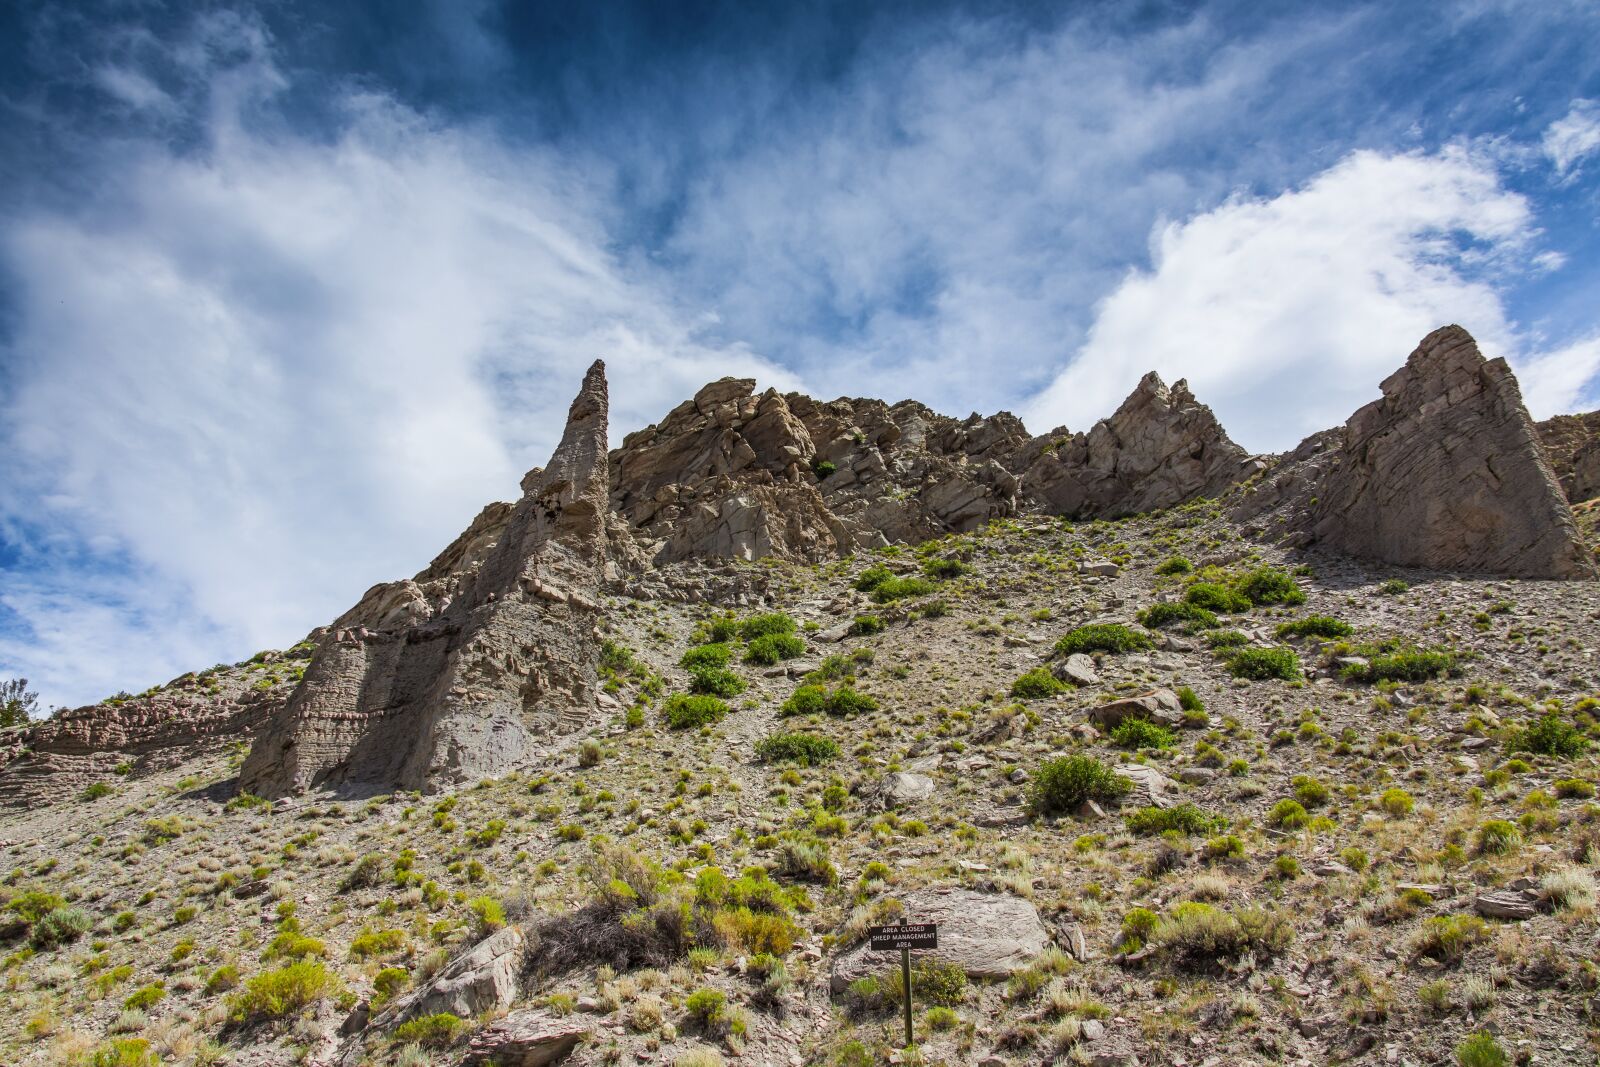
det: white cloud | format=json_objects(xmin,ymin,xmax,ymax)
[
  {"xmin": 1022, "ymin": 146, "xmax": 1586, "ymax": 451},
  {"xmin": 1542, "ymin": 99, "xmax": 1600, "ymax": 177},
  {"xmin": 0, "ymin": 19, "xmax": 797, "ymax": 710}
]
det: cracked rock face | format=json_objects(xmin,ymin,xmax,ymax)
[
  {"xmin": 1020, "ymin": 372, "xmax": 1258, "ymax": 518},
  {"xmin": 1241, "ymin": 326, "xmax": 1595, "ymax": 579},
  {"xmin": 239, "ymin": 362, "xmax": 612, "ymax": 798},
  {"xmin": 1537, "ymin": 410, "xmax": 1600, "ymax": 505}
]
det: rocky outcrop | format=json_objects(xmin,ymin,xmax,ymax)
[
  {"xmin": 1018, "ymin": 372, "xmax": 1259, "ymax": 518},
  {"xmin": 1237, "ymin": 326, "xmax": 1596, "ymax": 579},
  {"xmin": 608, "ymin": 379, "xmax": 1025, "ymax": 563},
  {"xmin": 463, "ymin": 1010, "xmax": 588, "ymax": 1066},
  {"xmin": 1537, "ymin": 410, "xmax": 1600, "ymax": 504},
  {"xmin": 830, "ymin": 888, "xmax": 1049, "ymax": 991},
  {"xmin": 240, "ymin": 362, "xmax": 612, "ymax": 797}
]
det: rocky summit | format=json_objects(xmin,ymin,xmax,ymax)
[{"xmin": 2, "ymin": 325, "xmax": 1600, "ymax": 1067}]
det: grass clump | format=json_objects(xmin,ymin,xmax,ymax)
[
  {"xmin": 1225, "ymin": 647, "xmax": 1301, "ymax": 681},
  {"xmin": 1231, "ymin": 566, "xmax": 1306, "ymax": 606},
  {"xmin": 393, "ymin": 1012, "xmax": 467, "ymax": 1048},
  {"xmin": 1454, "ymin": 1033, "xmax": 1507, "ymax": 1067},
  {"xmin": 1150, "ymin": 903, "xmax": 1294, "ymax": 970},
  {"xmin": 739, "ymin": 613, "xmax": 797, "ymax": 641},
  {"xmin": 1109, "ymin": 718, "xmax": 1175, "ymax": 750},
  {"xmin": 1054, "ymin": 624, "xmax": 1152, "ymax": 657},
  {"xmin": 1266, "ymin": 799, "xmax": 1309, "ymax": 829},
  {"xmin": 1183, "ymin": 582, "xmax": 1251, "ymax": 614},
  {"xmin": 745, "ymin": 633, "xmax": 805, "ymax": 665},
  {"xmin": 1154, "ymin": 556, "xmax": 1193, "ymax": 575},
  {"xmin": 1137, "ymin": 602, "xmax": 1218, "ymax": 631},
  {"xmin": 1379, "ymin": 788, "xmax": 1415, "ymax": 816},
  {"xmin": 663, "ymin": 694, "xmax": 732, "ymax": 730},
  {"xmin": 1474, "ymin": 819, "xmax": 1521, "ymax": 856},
  {"xmin": 872, "ymin": 577, "xmax": 937, "ymax": 603},
  {"xmin": 1506, "ymin": 713, "xmax": 1589, "ymax": 758},
  {"xmin": 228, "ymin": 960, "xmax": 339, "ymax": 1023},
  {"xmin": 855, "ymin": 566, "xmax": 894, "ymax": 592},
  {"xmin": 781, "ymin": 684, "xmax": 877, "ymax": 717},
  {"xmin": 1412, "ymin": 914, "xmax": 1488, "ymax": 964},
  {"xmin": 680, "ymin": 643, "xmax": 733, "ymax": 670},
  {"xmin": 687, "ymin": 666, "xmax": 746, "ymax": 698},
  {"xmin": 921, "ymin": 558, "xmax": 972, "ymax": 580},
  {"xmin": 755, "ymin": 732, "xmax": 839, "ymax": 766},
  {"xmin": 1124, "ymin": 803, "xmax": 1225, "ymax": 836},
  {"xmin": 1341, "ymin": 647, "xmax": 1459, "ymax": 684},
  {"xmin": 1275, "ymin": 615, "xmax": 1352, "ymax": 640},
  {"xmin": 1029, "ymin": 755, "xmax": 1130, "ymax": 815},
  {"xmin": 1010, "ymin": 668, "xmax": 1069, "ymax": 699}
]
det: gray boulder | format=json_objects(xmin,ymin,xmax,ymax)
[{"xmin": 830, "ymin": 888, "xmax": 1049, "ymax": 992}]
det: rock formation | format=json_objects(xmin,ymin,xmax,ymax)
[
  {"xmin": 1018, "ymin": 372, "xmax": 1260, "ymax": 517},
  {"xmin": 829, "ymin": 888, "xmax": 1049, "ymax": 992},
  {"xmin": 239, "ymin": 361, "xmax": 612, "ymax": 797},
  {"xmin": 1537, "ymin": 410, "xmax": 1600, "ymax": 504},
  {"xmin": 1236, "ymin": 325, "xmax": 1595, "ymax": 579}
]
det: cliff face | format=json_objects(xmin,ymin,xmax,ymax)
[
  {"xmin": 1537, "ymin": 409, "xmax": 1600, "ymax": 504},
  {"xmin": 1236, "ymin": 326, "xmax": 1596, "ymax": 579},
  {"xmin": 238, "ymin": 361, "xmax": 612, "ymax": 798}
]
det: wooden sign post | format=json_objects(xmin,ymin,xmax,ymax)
[{"xmin": 867, "ymin": 922, "xmax": 939, "ymax": 1049}]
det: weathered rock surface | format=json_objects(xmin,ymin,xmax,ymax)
[
  {"xmin": 830, "ymin": 888, "xmax": 1049, "ymax": 991},
  {"xmin": 240, "ymin": 362, "xmax": 612, "ymax": 797},
  {"xmin": 1237, "ymin": 326, "xmax": 1596, "ymax": 579},
  {"xmin": 462, "ymin": 1009, "xmax": 588, "ymax": 1066},
  {"xmin": 1086, "ymin": 689, "xmax": 1184, "ymax": 731},
  {"xmin": 874, "ymin": 771, "xmax": 935, "ymax": 809},
  {"xmin": 1117, "ymin": 763, "xmax": 1182, "ymax": 809},
  {"xmin": 1020, "ymin": 372, "xmax": 1258, "ymax": 518},
  {"xmin": 1537, "ymin": 409, "xmax": 1600, "ymax": 504}
]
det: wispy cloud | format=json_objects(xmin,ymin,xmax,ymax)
[
  {"xmin": 0, "ymin": 13, "xmax": 796, "ymax": 709},
  {"xmin": 1543, "ymin": 99, "xmax": 1600, "ymax": 179}
]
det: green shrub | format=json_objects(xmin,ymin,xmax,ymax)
[
  {"xmin": 1275, "ymin": 616, "xmax": 1353, "ymax": 639},
  {"xmin": 849, "ymin": 615, "xmax": 886, "ymax": 636},
  {"xmin": 872, "ymin": 577, "xmax": 937, "ymax": 603},
  {"xmin": 393, "ymin": 1012, "xmax": 467, "ymax": 1048},
  {"xmin": 123, "ymin": 983, "xmax": 166, "ymax": 1010},
  {"xmin": 1118, "ymin": 907, "xmax": 1161, "ymax": 952},
  {"xmin": 1029, "ymin": 756, "xmax": 1130, "ymax": 815},
  {"xmin": 1455, "ymin": 1032, "xmax": 1508, "ymax": 1067},
  {"xmin": 1226, "ymin": 647, "xmax": 1301, "ymax": 681},
  {"xmin": 755, "ymin": 733, "xmax": 839, "ymax": 766},
  {"xmin": 30, "ymin": 906, "xmax": 91, "ymax": 948},
  {"xmin": 825, "ymin": 685, "xmax": 878, "ymax": 716},
  {"xmin": 663, "ymin": 694, "xmax": 731, "ymax": 730},
  {"xmin": 349, "ymin": 928, "xmax": 407, "ymax": 959},
  {"xmin": 1554, "ymin": 777, "xmax": 1595, "ymax": 798},
  {"xmin": 1378, "ymin": 578, "xmax": 1410, "ymax": 596},
  {"xmin": 372, "ymin": 966, "xmax": 407, "ymax": 1006},
  {"xmin": 1342, "ymin": 648, "xmax": 1458, "ymax": 684},
  {"xmin": 812, "ymin": 458, "xmax": 838, "ymax": 479},
  {"xmin": 1413, "ymin": 914, "xmax": 1488, "ymax": 964},
  {"xmin": 1137, "ymin": 602, "xmax": 1218, "ymax": 631},
  {"xmin": 1152, "ymin": 903, "xmax": 1294, "ymax": 969},
  {"xmin": 680, "ymin": 643, "xmax": 733, "ymax": 670},
  {"xmin": 1474, "ymin": 820, "xmax": 1521, "ymax": 856},
  {"xmin": 1010, "ymin": 668, "xmax": 1068, "ymax": 699},
  {"xmin": 687, "ymin": 666, "xmax": 746, "ymax": 698},
  {"xmin": 1506, "ymin": 713, "xmax": 1589, "ymax": 758},
  {"xmin": 1291, "ymin": 775, "xmax": 1330, "ymax": 807},
  {"xmin": 922, "ymin": 558, "xmax": 972, "ymax": 580},
  {"xmin": 228, "ymin": 960, "xmax": 339, "ymax": 1022},
  {"xmin": 1125, "ymin": 803, "xmax": 1225, "ymax": 836},
  {"xmin": 81, "ymin": 782, "xmax": 113, "ymax": 801},
  {"xmin": 855, "ymin": 566, "xmax": 894, "ymax": 592},
  {"xmin": 780, "ymin": 685, "xmax": 830, "ymax": 717},
  {"xmin": 702, "ymin": 614, "xmax": 740, "ymax": 643},
  {"xmin": 87, "ymin": 1039, "xmax": 160, "ymax": 1067},
  {"xmin": 1154, "ymin": 556, "xmax": 1192, "ymax": 576},
  {"xmin": 739, "ymin": 613, "xmax": 798, "ymax": 641},
  {"xmin": 340, "ymin": 852, "xmax": 386, "ymax": 891},
  {"xmin": 1379, "ymin": 788, "xmax": 1415, "ymax": 816},
  {"xmin": 1266, "ymin": 799, "xmax": 1309, "ymax": 829},
  {"xmin": 1184, "ymin": 583, "xmax": 1250, "ymax": 613},
  {"xmin": 1109, "ymin": 718, "xmax": 1175, "ymax": 750},
  {"xmin": 7, "ymin": 890, "xmax": 64, "ymax": 926},
  {"xmin": 1205, "ymin": 629, "xmax": 1248, "ymax": 649},
  {"xmin": 745, "ymin": 633, "xmax": 805, "ymax": 665},
  {"xmin": 205, "ymin": 965, "xmax": 239, "ymax": 995},
  {"xmin": 1232, "ymin": 567, "xmax": 1306, "ymax": 606},
  {"xmin": 1054, "ymin": 624, "xmax": 1152, "ymax": 657}
]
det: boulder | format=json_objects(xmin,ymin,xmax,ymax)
[
  {"xmin": 830, "ymin": 888, "xmax": 1050, "ymax": 992},
  {"xmin": 1536, "ymin": 409, "xmax": 1600, "ymax": 504},
  {"xmin": 876, "ymin": 772, "xmax": 935, "ymax": 809},
  {"xmin": 378, "ymin": 926, "xmax": 524, "ymax": 1025},
  {"xmin": 241, "ymin": 362, "xmax": 612, "ymax": 797},
  {"xmin": 462, "ymin": 1009, "xmax": 588, "ymax": 1066},
  {"xmin": 1054, "ymin": 653, "xmax": 1100, "ymax": 687},
  {"xmin": 1116, "ymin": 764, "xmax": 1181, "ymax": 809},
  {"xmin": 1087, "ymin": 690, "xmax": 1184, "ymax": 731}
]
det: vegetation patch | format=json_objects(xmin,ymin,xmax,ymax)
[
  {"xmin": 1029, "ymin": 756, "xmax": 1130, "ymax": 815},
  {"xmin": 1010, "ymin": 668, "xmax": 1069, "ymax": 699},
  {"xmin": 755, "ymin": 732, "xmax": 840, "ymax": 766},
  {"xmin": 1225, "ymin": 646, "xmax": 1301, "ymax": 681},
  {"xmin": 1137, "ymin": 602, "xmax": 1218, "ymax": 631},
  {"xmin": 1275, "ymin": 615, "xmax": 1353, "ymax": 639},
  {"xmin": 1054, "ymin": 624, "xmax": 1152, "ymax": 657},
  {"xmin": 663, "ymin": 694, "xmax": 732, "ymax": 729}
]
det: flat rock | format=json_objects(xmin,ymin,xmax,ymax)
[
  {"xmin": 462, "ymin": 1009, "xmax": 588, "ymax": 1066},
  {"xmin": 1054, "ymin": 652, "xmax": 1100, "ymax": 687},
  {"xmin": 1087, "ymin": 690, "xmax": 1184, "ymax": 731},
  {"xmin": 1475, "ymin": 889, "xmax": 1540, "ymax": 920},
  {"xmin": 830, "ymin": 889, "xmax": 1049, "ymax": 992},
  {"xmin": 876, "ymin": 772, "xmax": 935, "ymax": 809},
  {"xmin": 1116, "ymin": 763, "xmax": 1181, "ymax": 809}
]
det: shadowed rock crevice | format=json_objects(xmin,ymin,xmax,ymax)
[{"xmin": 238, "ymin": 361, "xmax": 612, "ymax": 798}]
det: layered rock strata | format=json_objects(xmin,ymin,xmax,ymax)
[
  {"xmin": 239, "ymin": 361, "xmax": 612, "ymax": 797},
  {"xmin": 1537, "ymin": 410, "xmax": 1600, "ymax": 504}
]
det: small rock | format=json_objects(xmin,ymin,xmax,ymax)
[
  {"xmin": 1079, "ymin": 560, "xmax": 1120, "ymax": 577},
  {"xmin": 1081, "ymin": 1019, "xmax": 1106, "ymax": 1042}
]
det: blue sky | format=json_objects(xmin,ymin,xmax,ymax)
[{"xmin": 1, "ymin": 0, "xmax": 1598, "ymax": 710}]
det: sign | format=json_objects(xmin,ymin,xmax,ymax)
[
  {"xmin": 867, "ymin": 922, "xmax": 940, "ymax": 1050},
  {"xmin": 868, "ymin": 922, "xmax": 939, "ymax": 951}
]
